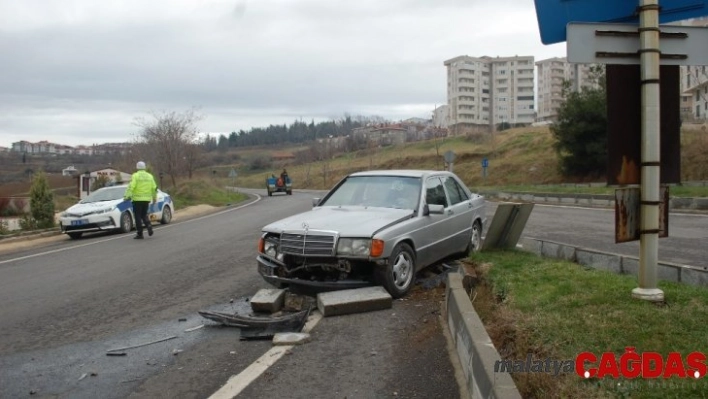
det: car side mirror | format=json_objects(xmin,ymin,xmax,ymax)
[
  {"xmin": 312, "ymin": 197, "xmax": 321, "ymax": 207},
  {"xmin": 426, "ymin": 204, "xmax": 445, "ymax": 215}
]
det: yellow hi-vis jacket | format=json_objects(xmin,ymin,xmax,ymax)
[{"xmin": 124, "ymin": 170, "xmax": 158, "ymax": 202}]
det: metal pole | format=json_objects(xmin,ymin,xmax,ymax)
[{"xmin": 633, "ymin": 0, "xmax": 664, "ymax": 302}]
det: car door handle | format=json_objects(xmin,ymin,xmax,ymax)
[
  {"xmin": 447, "ymin": 209, "xmax": 454, "ymax": 215},
  {"xmin": 468, "ymin": 202, "xmax": 473, "ymax": 208}
]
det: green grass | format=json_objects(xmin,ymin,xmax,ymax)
[
  {"xmin": 171, "ymin": 179, "xmax": 249, "ymax": 209},
  {"xmin": 468, "ymin": 250, "xmax": 708, "ymax": 399}
]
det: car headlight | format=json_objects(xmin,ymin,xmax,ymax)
[
  {"xmin": 337, "ymin": 238, "xmax": 371, "ymax": 256},
  {"xmin": 95, "ymin": 207, "xmax": 113, "ymax": 215},
  {"xmin": 264, "ymin": 241, "xmax": 277, "ymax": 257}
]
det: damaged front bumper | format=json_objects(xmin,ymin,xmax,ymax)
[{"xmin": 256, "ymin": 255, "xmax": 373, "ymax": 292}]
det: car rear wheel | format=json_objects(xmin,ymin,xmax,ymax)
[
  {"xmin": 160, "ymin": 205, "xmax": 172, "ymax": 224},
  {"xmin": 68, "ymin": 232, "xmax": 83, "ymax": 239},
  {"xmin": 375, "ymin": 243, "xmax": 415, "ymax": 299},
  {"xmin": 119, "ymin": 211, "xmax": 133, "ymax": 233}
]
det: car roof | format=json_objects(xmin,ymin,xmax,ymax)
[{"xmin": 348, "ymin": 169, "xmax": 451, "ymax": 178}]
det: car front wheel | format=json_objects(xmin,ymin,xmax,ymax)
[
  {"xmin": 466, "ymin": 221, "xmax": 482, "ymax": 254},
  {"xmin": 375, "ymin": 243, "xmax": 416, "ymax": 299},
  {"xmin": 119, "ymin": 211, "xmax": 133, "ymax": 233}
]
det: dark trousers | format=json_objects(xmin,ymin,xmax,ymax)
[{"xmin": 132, "ymin": 201, "xmax": 152, "ymax": 235}]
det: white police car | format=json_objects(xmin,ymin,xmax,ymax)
[{"xmin": 59, "ymin": 184, "xmax": 174, "ymax": 239}]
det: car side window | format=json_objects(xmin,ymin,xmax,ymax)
[
  {"xmin": 425, "ymin": 177, "xmax": 448, "ymax": 207},
  {"xmin": 443, "ymin": 176, "xmax": 469, "ymax": 205}
]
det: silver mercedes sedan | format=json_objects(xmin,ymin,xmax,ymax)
[{"xmin": 256, "ymin": 169, "xmax": 486, "ymax": 298}]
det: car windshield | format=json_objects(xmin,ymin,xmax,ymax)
[
  {"xmin": 80, "ymin": 186, "xmax": 127, "ymax": 203},
  {"xmin": 321, "ymin": 175, "xmax": 422, "ymax": 210}
]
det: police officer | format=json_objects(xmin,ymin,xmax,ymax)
[{"xmin": 124, "ymin": 161, "xmax": 158, "ymax": 239}]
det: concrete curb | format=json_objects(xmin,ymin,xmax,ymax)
[
  {"xmin": 517, "ymin": 236, "xmax": 708, "ymax": 287},
  {"xmin": 444, "ymin": 268, "xmax": 523, "ymax": 399},
  {"xmin": 482, "ymin": 191, "xmax": 708, "ymax": 212}
]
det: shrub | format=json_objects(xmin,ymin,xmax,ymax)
[{"xmin": 28, "ymin": 171, "xmax": 55, "ymax": 229}]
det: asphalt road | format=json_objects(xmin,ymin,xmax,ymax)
[
  {"xmin": 0, "ymin": 190, "xmax": 463, "ymax": 399},
  {"xmin": 0, "ymin": 190, "xmax": 705, "ymax": 399}
]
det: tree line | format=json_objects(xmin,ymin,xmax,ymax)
[{"xmin": 200, "ymin": 114, "xmax": 388, "ymax": 151}]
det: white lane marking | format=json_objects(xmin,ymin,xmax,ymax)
[
  {"xmin": 208, "ymin": 310, "xmax": 324, "ymax": 399},
  {"xmin": 0, "ymin": 195, "xmax": 262, "ymax": 266}
]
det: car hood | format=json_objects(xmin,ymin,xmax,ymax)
[
  {"xmin": 64, "ymin": 199, "xmax": 124, "ymax": 216},
  {"xmin": 262, "ymin": 206, "xmax": 414, "ymax": 237}
]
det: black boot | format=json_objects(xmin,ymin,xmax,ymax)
[{"xmin": 147, "ymin": 225, "xmax": 153, "ymax": 236}]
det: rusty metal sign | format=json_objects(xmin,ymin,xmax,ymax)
[
  {"xmin": 606, "ymin": 65, "xmax": 681, "ymax": 186},
  {"xmin": 615, "ymin": 186, "xmax": 670, "ymax": 243}
]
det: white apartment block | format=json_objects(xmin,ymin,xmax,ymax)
[
  {"xmin": 536, "ymin": 57, "xmax": 598, "ymax": 122},
  {"xmin": 676, "ymin": 17, "xmax": 708, "ymax": 121},
  {"xmin": 444, "ymin": 55, "xmax": 535, "ymax": 134},
  {"xmin": 432, "ymin": 104, "xmax": 450, "ymax": 128}
]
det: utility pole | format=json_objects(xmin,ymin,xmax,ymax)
[{"xmin": 633, "ymin": 0, "xmax": 664, "ymax": 302}]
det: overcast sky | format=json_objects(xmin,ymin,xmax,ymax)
[{"xmin": 0, "ymin": 0, "xmax": 566, "ymax": 148}]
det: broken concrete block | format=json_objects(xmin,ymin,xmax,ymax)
[
  {"xmin": 250, "ymin": 289, "xmax": 286, "ymax": 313},
  {"xmin": 317, "ymin": 286, "xmax": 392, "ymax": 317},
  {"xmin": 273, "ymin": 332, "xmax": 311, "ymax": 346}
]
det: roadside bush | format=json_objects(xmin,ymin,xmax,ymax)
[
  {"xmin": 247, "ymin": 155, "xmax": 273, "ymax": 171},
  {"xmin": 90, "ymin": 174, "xmax": 110, "ymax": 191},
  {"xmin": 28, "ymin": 170, "xmax": 55, "ymax": 229}
]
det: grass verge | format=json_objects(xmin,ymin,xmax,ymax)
[
  {"xmin": 169, "ymin": 179, "xmax": 249, "ymax": 209},
  {"xmin": 466, "ymin": 249, "xmax": 708, "ymax": 399}
]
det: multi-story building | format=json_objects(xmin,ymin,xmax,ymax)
[
  {"xmin": 676, "ymin": 17, "xmax": 708, "ymax": 121},
  {"xmin": 536, "ymin": 57, "xmax": 598, "ymax": 122},
  {"xmin": 432, "ymin": 104, "xmax": 449, "ymax": 128},
  {"xmin": 444, "ymin": 55, "xmax": 535, "ymax": 134}
]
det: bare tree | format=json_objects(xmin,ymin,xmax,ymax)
[
  {"xmin": 133, "ymin": 108, "xmax": 204, "ymax": 187},
  {"xmin": 182, "ymin": 142, "xmax": 204, "ymax": 179}
]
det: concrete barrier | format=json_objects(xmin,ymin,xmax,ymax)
[
  {"xmin": 482, "ymin": 191, "xmax": 708, "ymax": 211},
  {"xmin": 517, "ymin": 237, "xmax": 708, "ymax": 287},
  {"xmin": 444, "ymin": 270, "xmax": 523, "ymax": 399}
]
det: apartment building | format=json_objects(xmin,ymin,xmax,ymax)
[
  {"xmin": 10, "ymin": 140, "xmax": 131, "ymax": 155},
  {"xmin": 536, "ymin": 57, "xmax": 598, "ymax": 122},
  {"xmin": 676, "ymin": 17, "xmax": 708, "ymax": 121},
  {"xmin": 444, "ymin": 55, "xmax": 535, "ymax": 134}
]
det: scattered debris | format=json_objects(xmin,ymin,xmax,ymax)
[
  {"xmin": 178, "ymin": 318, "xmax": 187, "ymax": 322},
  {"xmin": 29, "ymin": 390, "xmax": 37, "ymax": 395},
  {"xmin": 78, "ymin": 373, "xmax": 88, "ymax": 381},
  {"xmin": 184, "ymin": 324, "xmax": 204, "ymax": 332},
  {"xmin": 272, "ymin": 332, "xmax": 311, "ymax": 346},
  {"xmin": 199, "ymin": 305, "xmax": 312, "ymax": 341},
  {"xmin": 90, "ymin": 372, "xmax": 98, "ymax": 377},
  {"xmin": 106, "ymin": 352, "xmax": 127, "ymax": 357},
  {"xmin": 283, "ymin": 291, "xmax": 316, "ymax": 312},
  {"xmin": 172, "ymin": 349, "xmax": 183, "ymax": 355},
  {"xmin": 106, "ymin": 335, "xmax": 178, "ymax": 354}
]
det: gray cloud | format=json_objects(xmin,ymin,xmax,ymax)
[{"xmin": 0, "ymin": 0, "xmax": 566, "ymax": 147}]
